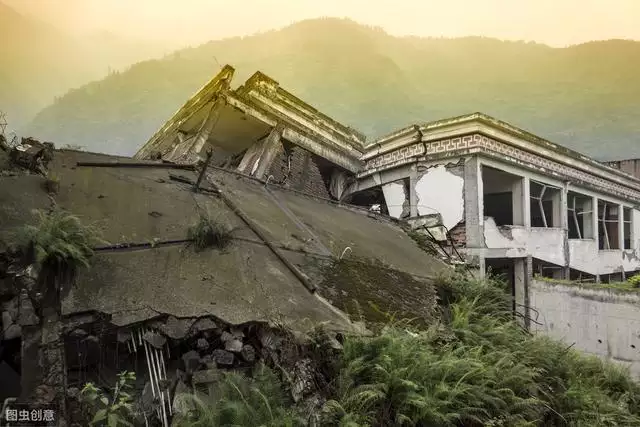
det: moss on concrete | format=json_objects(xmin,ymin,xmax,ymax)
[{"xmin": 316, "ymin": 255, "xmax": 438, "ymax": 326}]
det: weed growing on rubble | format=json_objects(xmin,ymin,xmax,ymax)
[
  {"xmin": 186, "ymin": 215, "xmax": 233, "ymax": 251},
  {"xmin": 16, "ymin": 208, "xmax": 106, "ymax": 283},
  {"xmin": 172, "ymin": 363, "xmax": 304, "ymax": 427},
  {"xmin": 81, "ymin": 371, "xmax": 136, "ymax": 426}
]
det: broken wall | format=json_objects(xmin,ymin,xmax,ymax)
[{"xmin": 267, "ymin": 142, "xmax": 332, "ymax": 199}]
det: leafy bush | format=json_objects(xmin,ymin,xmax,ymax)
[
  {"xmin": 172, "ymin": 363, "xmax": 304, "ymax": 427},
  {"xmin": 81, "ymin": 371, "xmax": 136, "ymax": 426},
  {"xmin": 628, "ymin": 274, "xmax": 640, "ymax": 288},
  {"xmin": 16, "ymin": 208, "xmax": 106, "ymax": 281},
  {"xmin": 186, "ymin": 215, "xmax": 233, "ymax": 251}
]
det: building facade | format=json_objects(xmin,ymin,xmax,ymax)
[{"xmin": 136, "ymin": 66, "xmax": 640, "ymax": 305}]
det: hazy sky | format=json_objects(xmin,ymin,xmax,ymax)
[{"xmin": 7, "ymin": 0, "xmax": 640, "ymax": 48}]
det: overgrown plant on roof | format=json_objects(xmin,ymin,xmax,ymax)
[
  {"xmin": 172, "ymin": 363, "xmax": 304, "ymax": 427},
  {"xmin": 16, "ymin": 208, "xmax": 107, "ymax": 285},
  {"xmin": 186, "ymin": 215, "xmax": 234, "ymax": 251},
  {"xmin": 44, "ymin": 172, "xmax": 60, "ymax": 194}
]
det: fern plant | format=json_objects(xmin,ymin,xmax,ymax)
[
  {"xmin": 172, "ymin": 363, "xmax": 304, "ymax": 427},
  {"xmin": 16, "ymin": 208, "xmax": 107, "ymax": 283}
]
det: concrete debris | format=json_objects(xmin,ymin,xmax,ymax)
[
  {"xmin": 225, "ymin": 338, "xmax": 243, "ymax": 353},
  {"xmin": 191, "ymin": 317, "xmax": 218, "ymax": 333},
  {"xmin": 2, "ymin": 297, "xmax": 18, "ymax": 321},
  {"xmin": 197, "ymin": 338, "xmax": 209, "ymax": 350},
  {"xmin": 241, "ymin": 344, "xmax": 256, "ymax": 363},
  {"xmin": 143, "ymin": 330, "xmax": 167, "ymax": 348},
  {"xmin": 212, "ymin": 349, "xmax": 234, "ymax": 366},
  {"xmin": 9, "ymin": 138, "xmax": 54, "ymax": 174},
  {"xmin": 17, "ymin": 291, "xmax": 39, "ymax": 326},
  {"xmin": 192, "ymin": 368, "xmax": 221, "ymax": 385},
  {"xmin": 69, "ymin": 328, "xmax": 87, "ymax": 338},
  {"xmin": 181, "ymin": 350, "xmax": 201, "ymax": 373},
  {"xmin": 4, "ymin": 323, "xmax": 22, "ymax": 340},
  {"xmin": 230, "ymin": 326, "xmax": 245, "ymax": 338},
  {"xmin": 220, "ymin": 331, "xmax": 233, "ymax": 342},
  {"xmin": 154, "ymin": 316, "xmax": 194, "ymax": 339},
  {"xmin": 116, "ymin": 329, "xmax": 130, "ymax": 343}
]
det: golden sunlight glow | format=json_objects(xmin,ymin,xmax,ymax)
[{"xmin": 6, "ymin": 0, "xmax": 640, "ymax": 48}]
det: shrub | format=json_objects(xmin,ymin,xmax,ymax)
[
  {"xmin": 186, "ymin": 215, "xmax": 233, "ymax": 251},
  {"xmin": 628, "ymin": 274, "xmax": 640, "ymax": 288}
]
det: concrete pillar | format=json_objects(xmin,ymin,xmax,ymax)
[
  {"xmin": 253, "ymin": 123, "xmax": 285, "ymax": 179},
  {"xmin": 523, "ymin": 176, "xmax": 531, "ymax": 230},
  {"xmin": 192, "ymin": 96, "xmax": 226, "ymax": 157},
  {"xmin": 409, "ymin": 165, "xmax": 418, "ymax": 217},
  {"xmin": 593, "ymin": 197, "xmax": 601, "ymax": 283},
  {"xmin": 464, "ymin": 156, "xmax": 484, "ymax": 248},
  {"xmin": 618, "ymin": 203, "xmax": 625, "ymax": 252},
  {"xmin": 514, "ymin": 258, "xmax": 527, "ymax": 327},
  {"xmin": 512, "ymin": 177, "xmax": 524, "ymax": 226}
]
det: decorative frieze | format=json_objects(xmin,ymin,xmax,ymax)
[{"xmin": 364, "ymin": 134, "xmax": 640, "ymax": 202}]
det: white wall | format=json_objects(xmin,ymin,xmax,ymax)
[
  {"xmin": 414, "ymin": 165, "xmax": 464, "ymax": 230},
  {"xmin": 483, "ymin": 218, "xmax": 566, "ymax": 266},
  {"xmin": 381, "ymin": 181, "xmax": 407, "ymax": 219},
  {"xmin": 531, "ymin": 279, "xmax": 640, "ymax": 379}
]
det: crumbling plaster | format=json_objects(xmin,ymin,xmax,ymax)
[
  {"xmin": 381, "ymin": 181, "xmax": 407, "ymax": 219},
  {"xmin": 414, "ymin": 165, "xmax": 465, "ymax": 230},
  {"xmin": 531, "ymin": 279, "xmax": 640, "ymax": 379},
  {"xmin": 569, "ymin": 240, "xmax": 640, "ymax": 276},
  {"xmin": 483, "ymin": 217, "xmax": 567, "ymax": 266}
]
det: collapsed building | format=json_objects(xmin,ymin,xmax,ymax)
[{"xmin": 3, "ymin": 63, "xmax": 640, "ymax": 424}]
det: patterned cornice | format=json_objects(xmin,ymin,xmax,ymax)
[{"xmin": 361, "ymin": 134, "xmax": 640, "ymax": 203}]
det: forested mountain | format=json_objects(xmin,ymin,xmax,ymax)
[
  {"xmin": 0, "ymin": 1, "xmax": 170, "ymax": 130},
  {"xmin": 22, "ymin": 18, "xmax": 640, "ymax": 160}
]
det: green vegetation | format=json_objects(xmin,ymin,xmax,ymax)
[
  {"xmin": 186, "ymin": 215, "xmax": 233, "ymax": 251},
  {"xmin": 172, "ymin": 364, "xmax": 303, "ymax": 427},
  {"xmin": 44, "ymin": 172, "xmax": 60, "ymax": 194},
  {"xmin": 21, "ymin": 19, "xmax": 640, "ymax": 160},
  {"xmin": 81, "ymin": 371, "xmax": 136, "ymax": 426},
  {"xmin": 160, "ymin": 273, "xmax": 640, "ymax": 426},
  {"xmin": 536, "ymin": 274, "xmax": 640, "ymax": 293},
  {"xmin": 16, "ymin": 208, "xmax": 106, "ymax": 281}
]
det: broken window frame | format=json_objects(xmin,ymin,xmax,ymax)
[
  {"xmin": 567, "ymin": 193, "xmax": 593, "ymax": 239},
  {"xmin": 623, "ymin": 207, "xmax": 633, "ymax": 249},
  {"xmin": 598, "ymin": 201, "xmax": 621, "ymax": 250},
  {"xmin": 530, "ymin": 180, "xmax": 560, "ymax": 228}
]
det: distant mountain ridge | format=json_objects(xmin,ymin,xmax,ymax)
[
  {"xmin": 21, "ymin": 18, "xmax": 640, "ymax": 161},
  {"xmin": 0, "ymin": 1, "xmax": 171, "ymax": 130}
]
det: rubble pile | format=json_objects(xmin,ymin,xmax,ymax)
[{"xmin": 63, "ymin": 314, "xmax": 346, "ymax": 426}]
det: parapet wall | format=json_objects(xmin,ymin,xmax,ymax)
[{"xmin": 530, "ymin": 279, "xmax": 640, "ymax": 378}]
